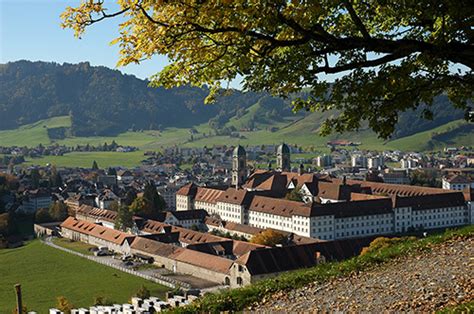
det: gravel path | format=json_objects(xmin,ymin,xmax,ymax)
[{"xmin": 253, "ymin": 236, "xmax": 474, "ymax": 312}]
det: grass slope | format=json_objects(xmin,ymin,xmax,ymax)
[
  {"xmin": 0, "ymin": 241, "xmax": 169, "ymax": 313},
  {"xmin": 0, "ymin": 116, "xmax": 71, "ymax": 147},
  {"xmin": 1, "ymin": 115, "xmax": 472, "ymax": 168},
  {"xmin": 388, "ymin": 120, "xmax": 474, "ymax": 151},
  {"xmin": 172, "ymin": 225, "xmax": 474, "ymax": 313}
]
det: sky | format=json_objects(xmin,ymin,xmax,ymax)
[
  {"xmin": 1, "ymin": 1, "xmax": 467, "ymax": 89},
  {"xmin": 0, "ymin": 0, "xmax": 170, "ymax": 82}
]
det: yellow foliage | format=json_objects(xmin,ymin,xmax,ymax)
[
  {"xmin": 360, "ymin": 236, "xmax": 417, "ymax": 256},
  {"xmin": 250, "ymin": 229, "xmax": 286, "ymax": 246}
]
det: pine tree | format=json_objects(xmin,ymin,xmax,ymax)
[
  {"xmin": 30, "ymin": 168, "xmax": 41, "ymax": 189},
  {"xmin": 115, "ymin": 204, "xmax": 134, "ymax": 231},
  {"xmin": 49, "ymin": 165, "xmax": 63, "ymax": 187},
  {"xmin": 91, "ymin": 160, "xmax": 99, "ymax": 170},
  {"xmin": 49, "ymin": 202, "xmax": 68, "ymax": 221},
  {"xmin": 142, "ymin": 181, "xmax": 166, "ymax": 218}
]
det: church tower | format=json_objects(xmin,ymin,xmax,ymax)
[
  {"xmin": 232, "ymin": 145, "xmax": 247, "ymax": 187},
  {"xmin": 277, "ymin": 143, "xmax": 291, "ymax": 172}
]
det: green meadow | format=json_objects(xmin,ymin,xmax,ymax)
[
  {"xmin": 0, "ymin": 241, "xmax": 169, "ymax": 313},
  {"xmin": 0, "ymin": 115, "xmax": 472, "ymax": 168}
]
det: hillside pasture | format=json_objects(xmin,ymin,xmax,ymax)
[{"xmin": 0, "ymin": 241, "xmax": 168, "ymax": 313}]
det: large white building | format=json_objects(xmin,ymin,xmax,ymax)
[{"xmin": 176, "ymin": 145, "xmax": 473, "ymax": 241}]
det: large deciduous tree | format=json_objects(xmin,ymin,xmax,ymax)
[{"xmin": 62, "ymin": 0, "xmax": 473, "ymax": 138}]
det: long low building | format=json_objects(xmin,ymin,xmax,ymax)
[
  {"xmin": 60, "ymin": 216, "xmax": 323, "ymax": 288},
  {"xmin": 60, "ymin": 217, "xmax": 135, "ymax": 253}
]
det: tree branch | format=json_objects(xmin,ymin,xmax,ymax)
[
  {"xmin": 310, "ymin": 52, "xmax": 406, "ymax": 74},
  {"xmin": 342, "ymin": 0, "xmax": 371, "ymax": 40},
  {"xmin": 84, "ymin": 7, "xmax": 129, "ymax": 26}
]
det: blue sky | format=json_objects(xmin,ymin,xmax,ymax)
[
  {"xmin": 0, "ymin": 0, "xmax": 169, "ymax": 81},
  {"xmin": 1, "ymin": 1, "xmax": 466, "ymax": 88}
]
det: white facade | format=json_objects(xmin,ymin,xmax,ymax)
[
  {"xmin": 194, "ymin": 199, "xmax": 217, "ymax": 215},
  {"xmin": 367, "ymin": 156, "xmax": 384, "ymax": 169},
  {"xmin": 411, "ymin": 206, "xmax": 468, "ymax": 230},
  {"xmin": 248, "ymin": 203, "xmax": 469, "ymax": 240},
  {"xmin": 400, "ymin": 158, "xmax": 419, "ymax": 169},
  {"xmin": 351, "ymin": 155, "xmax": 368, "ymax": 168},
  {"xmin": 248, "ymin": 210, "xmax": 295, "ymax": 234},
  {"xmin": 316, "ymin": 155, "xmax": 332, "ymax": 168},
  {"xmin": 442, "ymin": 178, "xmax": 474, "ymax": 191},
  {"xmin": 215, "ymin": 201, "xmax": 246, "ymax": 224},
  {"xmin": 176, "ymin": 194, "xmax": 193, "ymax": 211}
]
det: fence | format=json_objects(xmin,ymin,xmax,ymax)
[{"xmin": 42, "ymin": 238, "xmax": 191, "ymax": 289}]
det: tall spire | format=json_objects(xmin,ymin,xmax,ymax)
[
  {"xmin": 276, "ymin": 143, "xmax": 291, "ymax": 172},
  {"xmin": 232, "ymin": 145, "xmax": 247, "ymax": 187}
]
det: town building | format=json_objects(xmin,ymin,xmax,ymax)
[
  {"xmin": 19, "ymin": 189, "xmax": 52, "ymax": 214},
  {"xmin": 442, "ymin": 174, "xmax": 474, "ymax": 191},
  {"xmin": 157, "ymin": 185, "xmax": 180, "ymax": 210},
  {"xmin": 351, "ymin": 154, "xmax": 368, "ymax": 168},
  {"xmin": 367, "ymin": 156, "xmax": 384, "ymax": 169},
  {"xmin": 314, "ymin": 155, "xmax": 333, "ymax": 168}
]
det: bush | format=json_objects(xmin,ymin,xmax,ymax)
[
  {"xmin": 93, "ymin": 295, "xmax": 113, "ymax": 306},
  {"xmin": 134, "ymin": 285, "xmax": 150, "ymax": 299},
  {"xmin": 56, "ymin": 296, "xmax": 73, "ymax": 314},
  {"xmin": 35, "ymin": 208, "xmax": 53, "ymax": 224},
  {"xmin": 360, "ymin": 236, "xmax": 417, "ymax": 256}
]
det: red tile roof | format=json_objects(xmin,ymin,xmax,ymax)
[
  {"xmin": 195, "ymin": 187, "xmax": 224, "ymax": 204},
  {"xmin": 249, "ymin": 195, "xmax": 312, "ymax": 217},
  {"xmin": 60, "ymin": 217, "xmax": 134, "ymax": 245}
]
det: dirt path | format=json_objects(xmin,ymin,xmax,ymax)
[{"xmin": 253, "ymin": 237, "xmax": 474, "ymax": 312}]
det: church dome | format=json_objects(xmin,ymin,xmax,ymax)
[{"xmin": 277, "ymin": 143, "xmax": 290, "ymax": 154}]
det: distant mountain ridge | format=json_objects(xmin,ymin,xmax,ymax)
[{"xmin": 0, "ymin": 60, "xmax": 466, "ymax": 139}]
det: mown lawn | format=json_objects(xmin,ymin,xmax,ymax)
[
  {"xmin": 24, "ymin": 151, "xmax": 147, "ymax": 169},
  {"xmin": 51, "ymin": 238, "xmax": 96, "ymax": 255},
  {"xmin": 0, "ymin": 241, "xmax": 169, "ymax": 313}
]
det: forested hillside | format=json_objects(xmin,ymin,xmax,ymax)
[{"xmin": 0, "ymin": 61, "xmax": 466, "ymax": 139}]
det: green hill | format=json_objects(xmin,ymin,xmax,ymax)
[
  {"xmin": 0, "ymin": 60, "xmax": 471, "ymax": 158},
  {"xmin": 0, "ymin": 115, "xmax": 471, "ymax": 168}
]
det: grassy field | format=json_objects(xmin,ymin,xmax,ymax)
[
  {"xmin": 0, "ymin": 116, "xmax": 71, "ymax": 147},
  {"xmin": 24, "ymin": 151, "xmax": 147, "ymax": 168},
  {"xmin": 388, "ymin": 120, "xmax": 474, "ymax": 151},
  {"xmin": 0, "ymin": 241, "xmax": 169, "ymax": 313},
  {"xmin": 0, "ymin": 115, "xmax": 472, "ymax": 168},
  {"xmin": 52, "ymin": 238, "xmax": 96, "ymax": 255}
]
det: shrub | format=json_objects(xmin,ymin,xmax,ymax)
[
  {"xmin": 93, "ymin": 295, "xmax": 113, "ymax": 306},
  {"xmin": 360, "ymin": 236, "xmax": 416, "ymax": 256},
  {"xmin": 56, "ymin": 296, "xmax": 74, "ymax": 314},
  {"xmin": 135, "ymin": 285, "xmax": 150, "ymax": 299}
]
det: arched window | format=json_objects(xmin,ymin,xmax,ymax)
[
  {"xmin": 224, "ymin": 277, "xmax": 230, "ymax": 285},
  {"xmin": 236, "ymin": 277, "xmax": 243, "ymax": 285}
]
